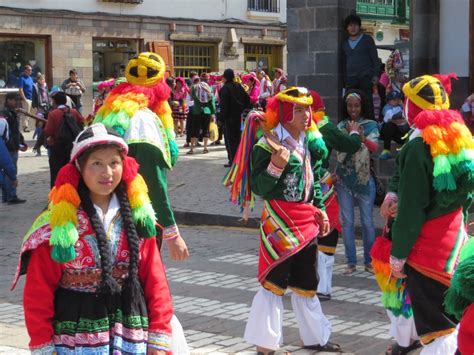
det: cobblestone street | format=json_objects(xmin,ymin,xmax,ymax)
[{"xmin": 0, "ymin": 137, "xmax": 410, "ymax": 354}]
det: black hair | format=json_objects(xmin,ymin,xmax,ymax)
[
  {"xmin": 69, "ymin": 69, "xmax": 77, "ymax": 75},
  {"xmin": 51, "ymin": 92, "xmax": 67, "ymax": 106},
  {"xmin": 340, "ymin": 88, "xmax": 371, "ymax": 122},
  {"xmin": 5, "ymin": 92, "xmax": 20, "ymax": 102},
  {"xmin": 344, "ymin": 14, "xmax": 361, "ymax": 29},
  {"xmin": 78, "ymin": 180, "xmax": 121, "ymax": 294},
  {"xmin": 77, "ymin": 179, "xmax": 143, "ymax": 295}
]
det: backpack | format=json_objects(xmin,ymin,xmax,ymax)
[{"xmin": 56, "ymin": 109, "xmax": 82, "ymax": 150}]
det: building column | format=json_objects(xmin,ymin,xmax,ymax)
[
  {"xmin": 287, "ymin": 0, "xmax": 356, "ymax": 119},
  {"xmin": 410, "ymin": 0, "xmax": 440, "ymax": 77}
]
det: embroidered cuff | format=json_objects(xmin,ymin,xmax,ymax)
[
  {"xmin": 31, "ymin": 342, "xmax": 55, "ymax": 354},
  {"xmin": 266, "ymin": 161, "xmax": 284, "ymax": 178},
  {"xmin": 163, "ymin": 224, "xmax": 180, "ymax": 241},
  {"xmin": 390, "ymin": 255, "xmax": 406, "ymax": 273},
  {"xmin": 349, "ymin": 130, "xmax": 360, "ymax": 135},
  {"xmin": 148, "ymin": 331, "xmax": 172, "ymax": 352}
]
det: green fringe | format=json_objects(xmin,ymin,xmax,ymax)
[
  {"xmin": 51, "ymin": 245, "xmax": 76, "ymax": 263},
  {"xmin": 169, "ymin": 140, "xmax": 179, "ymax": 167},
  {"xmin": 444, "ymin": 288, "xmax": 471, "ymax": 320},
  {"xmin": 102, "ymin": 110, "xmax": 131, "ymax": 138},
  {"xmin": 381, "ymin": 291, "xmax": 402, "ymax": 310},
  {"xmin": 433, "ymin": 173, "xmax": 457, "ymax": 191},
  {"xmin": 49, "ymin": 222, "xmax": 79, "ymax": 248},
  {"xmin": 459, "ymin": 237, "xmax": 474, "ymax": 262},
  {"xmin": 132, "ymin": 203, "xmax": 155, "ymax": 224},
  {"xmin": 136, "ymin": 219, "xmax": 156, "ymax": 238},
  {"xmin": 433, "ymin": 155, "xmax": 452, "ymax": 177},
  {"xmin": 307, "ymin": 133, "xmax": 328, "ymax": 160}
]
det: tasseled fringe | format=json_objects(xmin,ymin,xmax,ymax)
[
  {"xmin": 223, "ymin": 110, "xmax": 264, "ymax": 216},
  {"xmin": 127, "ymin": 173, "xmax": 156, "ymax": 238},
  {"xmin": 415, "ymin": 109, "xmax": 474, "ymax": 192}
]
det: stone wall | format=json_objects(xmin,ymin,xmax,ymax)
[{"xmin": 287, "ymin": 0, "xmax": 356, "ymax": 119}]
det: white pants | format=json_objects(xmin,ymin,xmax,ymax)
[
  {"xmin": 244, "ymin": 287, "xmax": 331, "ymax": 350},
  {"xmin": 420, "ymin": 327, "xmax": 458, "ymax": 355},
  {"xmin": 317, "ymin": 252, "xmax": 334, "ymax": 296},
  {"xmin": 171, "ymin": 314, "xmax": 190, "ymax": 354},
  {"xmin": 386, "ymin": 310, "xmax": 418, "ymax": 347}
]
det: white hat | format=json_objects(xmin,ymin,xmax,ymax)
[{"xmin": 70, "ymin": 123, "xmax": 128, "ymax": 163}]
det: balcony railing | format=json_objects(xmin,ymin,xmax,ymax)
[
  {"xmin": 357, "ymin": 0, "xmax": 409, "ymax": 22},
  {"xmin": 247, "ymin": 0, "xmax": 280, "ymax": 13}
]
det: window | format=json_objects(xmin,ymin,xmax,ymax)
[
  {"xmin": 93, "ymin": 38, "xmax": 140, "ymax": 82},
  {"xmin": 247, "ymin": 0, "xmax": 280, "ymax": 13},
  {"xmin": 173, "ymin": 43, "xmax": 217, "ymax": 78},
  {"xmin": 244, "ymin": 44, "xmax": 282, "ymax": 73},
  {"xmin": 0, "ymin": 36, "xmax": 48, "ymax": 88}
]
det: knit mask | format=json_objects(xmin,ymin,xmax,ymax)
[
  {"xmin": 125, "ymin": 52, "xmax": 166, "ymax": 87},
  {"xmin": 48, "ymin": 124, "xmax": 156, "ymax": 263}
]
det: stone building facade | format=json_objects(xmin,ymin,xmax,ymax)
[{"xmin": 0, "ymin": 1, "xmax": 287, "ymax": 114}]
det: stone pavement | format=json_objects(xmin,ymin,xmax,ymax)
[{"xmin": 0, "ymin": 135, "xmax": 424, "ymax": 354}]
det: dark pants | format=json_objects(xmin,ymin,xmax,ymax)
[
  {"xmin": 380, "ymin": 122, "xmax": 410, "ymax": 150},
  {"xmin": 186, "ymin": 110, "xmax": 193, "ymax": 144},
  {"xmin": 265, "ymin": 239, "xmax": 319, "ymax": 295},
  {"xmin": 1, "ymin": 150, "xmax": 18, "ymax": 202},
  {"xmin": 405, "ymin": 264, "xmax": 458, "ymax": 343},
  {"xmin": 223, "ymin": 120, "xmax": 241, "ymax": 163},
  {"xmin": 190, "ymin": 114, "xmax": 211, "ymax": 138},
  {"xmin": 346, "ymin": 76, "xmax": 374, "ymax": 120},
  {"xmin": 49, "ymin": 146, "xmax": 71, "ymax": 188}
]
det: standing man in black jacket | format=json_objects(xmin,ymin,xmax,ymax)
[
  {"xmin": 218, "ymin": 69, "xmax": 250, "ymax": 167},
  {"xmin": 341, "ymin": 14, "xmax": 380, "ymax": 120},
  {"xmin": 0, "ymin": 92, "xmax": 26, "ymax": 204}
]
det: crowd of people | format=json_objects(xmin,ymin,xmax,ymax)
[{"xmin": 0, "ymin": 12, "xmax": 473, "ymax": 355}]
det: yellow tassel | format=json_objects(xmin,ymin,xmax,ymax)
[
  {"xmin": 50, "ymin": 201, "xmax": 78, "ymax": 227},
  {"xmin": 127, "ymin": 174, "xmax": 150, "ymax": 209}
]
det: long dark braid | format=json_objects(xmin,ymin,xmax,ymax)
[
  {"xmin": 78, "ymin": 180, "xmax": 120, "ymax": 294},
  {"xmin": 115, "ymin": 181, "xmax": 142, "ymax": 296}
]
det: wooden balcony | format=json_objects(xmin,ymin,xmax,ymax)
[{"xmin": 357, "ymin": 0, "xmax": 409, "ymax": 23}]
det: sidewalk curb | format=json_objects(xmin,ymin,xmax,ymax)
[{"xmin": 174, "ymin": 210, "xmax": 384, "ymax": 236}]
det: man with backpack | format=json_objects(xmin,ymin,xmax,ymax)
[
  {"xmin": 44, "ymin": 91, "xmax": 84, "ymax": 187},
  {"xmin": 0, "ymin": 92, "xmax": 26, "ymax": 204}
]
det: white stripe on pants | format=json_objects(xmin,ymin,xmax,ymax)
[{"xmin": 317, "ymin": 251, "xmax": 334, "ymax": 296}]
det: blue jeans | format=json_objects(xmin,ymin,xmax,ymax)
[
  {"xmin": 335, "ymin": 177, "xmax": 376, "ymax": 266},
  {"xmin": 2, "ymin": 150, "xmax": 18, "ymax": 202}
]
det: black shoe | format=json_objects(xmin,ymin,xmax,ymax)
[
  {"xmin": 317, "ymin": 292, "xmax": 331, "ymax": 301},
  {"xmin": 224, "ymin": 163, "xmax": 232, "ymax": 168},
  {"xmin": 8, "ymin": 198, "xmax": 26, "ymax": 205},
  {"xmin": 304, "ymin": 341, "xmax": 341, "ymax": 352}
]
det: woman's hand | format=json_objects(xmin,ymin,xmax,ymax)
[
  {"xmin": 347, "ymin": 121, "xmax": 360, "ymax": 134},
  {"xmin": 147, "ymin": 348, "xmax": 166, "ymax": 355},
  {"xmin": 166, "ymin": 235, "xmax": 189, "ymax": 261}
]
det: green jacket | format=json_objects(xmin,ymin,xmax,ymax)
[{"xmin": 389, "ymin": 135, "xmax": 472, "ymax": 259}]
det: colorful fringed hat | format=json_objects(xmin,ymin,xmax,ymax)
[
  {"xmin": 48, "ymin": 124, "xmax": 157, "ymax": 263},
  {"xmin": 403, "ymin": 74, "xmax": 474, "ymax": 192}
]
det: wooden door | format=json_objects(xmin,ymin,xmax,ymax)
[{"xmin": 146, "ymin": 41, "xmax": 174, "ymax": 77}]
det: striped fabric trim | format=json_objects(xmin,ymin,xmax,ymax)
[
  {"xmin": 163, "ymin": 224, "xmax": 180, "ymax": 240},
  {"xmin": 262, "ymin": 280, "xmax": 286, "ymax": 296},
  {"xmin": 318, "ymin": 245, "xmax": 336, "ymax": 255},
  {"xmin": 260, "ymin": 202, "xmax": 301, "ymax": 261},
  {"xmin": 148, "ymin": 331, "xmax": 172, "ymax": 351},
  {"xmin": 420, "ymin": 327, "xmax": 456, "ymax": 345},
  {"xmin": 445, "ymin": 220, "xmax": 467, "ymax": 274},
  {"xmin": 289, "ymin": 286, "xmax": 317, "ymax": 298}
]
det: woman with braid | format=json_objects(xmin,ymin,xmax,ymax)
[{"xmin": 12, "ymin": 124, "xmax": 173, "ymax": 354}]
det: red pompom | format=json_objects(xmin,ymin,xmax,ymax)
[
  {"xmin": 54, "ymin": 163, "xmax": 81, "ymax": 188},
  {"xmin": 433, "ymin": 73, "xmax": 458, "ymax": 96},
  {"xmin": 414, "ymin": 109, "xmax": 464, "ymax": 129},
  {"xmin": 122, "ymin": 156, "xmax": 140, "ymax": 183},
  {"xmin": 310, "ymin": 90, "xmax": 325, "ymax": 112}
]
